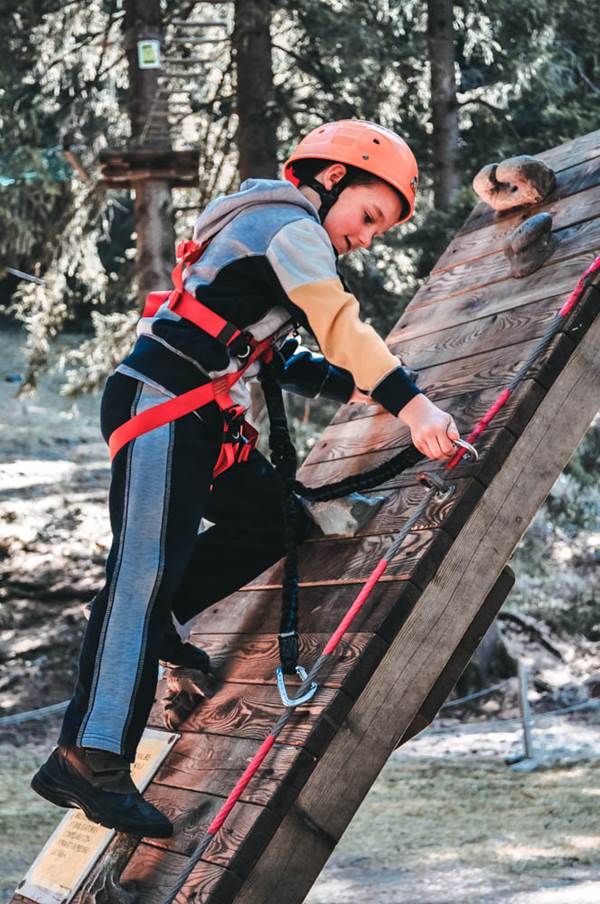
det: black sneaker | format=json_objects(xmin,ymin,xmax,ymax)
[{"xmin": 31, "ymin": 746, "xmax": 173, "ymax": 838}]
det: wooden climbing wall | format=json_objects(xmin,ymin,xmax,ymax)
[{"xmin": 12, "ymin": 129, "xmax": 600, "ymax": 904}]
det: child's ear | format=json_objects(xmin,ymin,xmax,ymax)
[{"xmin": 321, "ymin": 163, "xmax": 347, "ymax": 189}]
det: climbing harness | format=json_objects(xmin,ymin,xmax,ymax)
[
  {"xmin": 161, "ymin": 252, "xmax": 600, "ymax": 904},
  {"xmin": 108, "ymin": 240, "xmax": 275, "ymax": 479}
]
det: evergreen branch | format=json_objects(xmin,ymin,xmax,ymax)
[{"xmin": 457, "ymin": 96, "xmax": 520, "ymax": 138}]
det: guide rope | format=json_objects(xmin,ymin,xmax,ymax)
[{"xmin": 161, "ymin": 252, "xmax": 600, "ymax": 904}]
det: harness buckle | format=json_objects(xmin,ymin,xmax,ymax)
[
  {"xmin": 228, "ymin": 331, "xmax": 254, "ymax": 360},
  {"xmin": 275, "ymin": 665, "xmax": 318, "ymax": 708},
  {"xmin": 223, "ymin": 405, "xmax": 245, "ymax": 441}
]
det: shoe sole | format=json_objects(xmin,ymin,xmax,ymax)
[{"xmin": 30, "ymin": 768, "xmax": 172, "ymax": 838}]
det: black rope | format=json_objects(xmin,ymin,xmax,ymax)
[{"xmin": 259, "ymin": 362, "xmax": 424, "ymax": 673}]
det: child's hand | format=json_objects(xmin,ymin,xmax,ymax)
[{"xmin": 398, "ymin": 394, "xmax": 460, "ymax": 460}]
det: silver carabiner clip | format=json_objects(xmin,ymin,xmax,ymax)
[
  {"xmin": 275, "ymin": 666, "xmax": 318, "ymax": 708},
  {"xmin": 453, "ymin": 438, "xmax": 479, "ymax": 461}
]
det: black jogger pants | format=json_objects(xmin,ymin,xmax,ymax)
[{"xmin": 59, "ymin": 372, "xmax": 309, "ymax": 761}]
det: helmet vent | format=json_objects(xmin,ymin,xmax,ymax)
[{"xmin": 373, "ymin": 138, "xmax": 380, "ymax": 144}]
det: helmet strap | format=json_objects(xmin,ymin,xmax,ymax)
[{"xmin": 303, "ymin": 175, "xmax": 349, "ymax": 224}]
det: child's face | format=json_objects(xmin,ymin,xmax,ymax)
[{"xmin": 317, "ymin": 164, "xmax": 404, "ymax": 255}]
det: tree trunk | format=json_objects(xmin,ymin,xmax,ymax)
[
  {"xmin": 233, "ymin": 0, "xmax": 279, "ymax": 431},
  {"xmin": 123, "ymin": 0, "xmax": 175, "ymax": 305},
  {"xmin": 233, "ymin": 0, "xmax": 279, "ymax": 182},
  {"xmin": 427, "ymin": 0, "xmax": 461, "ymax": 210}
]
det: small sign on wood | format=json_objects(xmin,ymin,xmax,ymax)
[
  {"xmin": 137, "ymin": 40, "xmax": 161, "ymax": 69},
  {"xmin": 15, "ymin": 728, "xmax": 178, "ymax": 904}
]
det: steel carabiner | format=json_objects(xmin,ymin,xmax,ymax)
[
  {"xmin": 275, "ymin": 665, "xmax": 318, "ymax": 708},
  {"xmin": 452, "ymin": 438, "xmax": 479, "ymax": 461}
]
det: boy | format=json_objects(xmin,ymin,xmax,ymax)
[{"xmin": 32, "ymin": 120, "xmax": 459, "ymax": 837}]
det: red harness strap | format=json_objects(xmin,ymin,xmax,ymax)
[
  {"xmin": 144, "ymin": 240, "xmax": 248, "ymax": 354},
  {"xmin": 110, "ymin": 239, "xmax": 274, "ymax": 476},
  {"xmin": 108, "ymin": 336, "xmax": 273, "ymax": 468}
]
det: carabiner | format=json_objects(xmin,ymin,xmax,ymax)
[
  {"xmin": 275, "ymin": 665, "xmax": 318, "ymax": 708},
  {"xmin": 453, "ymin": 438, "xmax": 479, "ymax": 461}
]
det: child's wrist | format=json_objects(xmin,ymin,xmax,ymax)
[{"xmin": 397, "ymin": 393, "xmax": 434, "ymax": 426}]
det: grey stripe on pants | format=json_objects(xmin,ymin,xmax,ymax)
[{"xmin": 78, "ymin": 384, "xmax": 174, "ymax": 752}]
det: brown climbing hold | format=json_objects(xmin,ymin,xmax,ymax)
[
  {"xmin": 162, "ymin": 666, "xmax": 216, "ymax": 730},
  {"xmin": 503, "ymin": 212, "xmax": 557, "ymax": 277},
  {"xmin": 473, "ymin": 155, "xmax": 556, "ymax": 211}
]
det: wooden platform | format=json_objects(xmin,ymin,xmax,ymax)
[
  {"xmin": 99, "ymin": 148, "xmax": 200, "ymax": 188},
  {"xmin": 12, "ymin": 129, "xmax": 600, "ymax": 904}
]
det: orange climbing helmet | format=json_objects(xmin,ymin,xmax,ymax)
[{"xmin": 284, "ymin": 120, "xmax": 419, "ymax": 225}]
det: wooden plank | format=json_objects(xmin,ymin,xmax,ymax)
[
  {"xmin": 388, "ymin": 250, "xmax": 598, "ymax": 342},
  {"xmin": 535, "ymin": 128, "xmax": 600, "ymax": 170},
  {"xmin": 434, "ymin": 167, "xmax": 600, "ymax": 274},
  {"xmin": 405, "ymin": 215, "xmax": 600, "ymax": 314},
  {"xmin": 398, "ymin": 564, "xmax": 515, "ymax": 746},
  {"xmin": 140, "ymin": 785, "xmax": 277, "ymax": 875},
  {"xmin": 248, "ymin": 527, "xmax": 452, "ymax": 589},
  {"xmin": 188, "ymin": 631, "xmax": 388, "ymax": 701},
  {"xmin": 191, "ymin": 581, "xmax": 423, "ymax": 642},
  {"xmin": 391, "ymin": 293, "xmax": 570, "ymax": 370},
  {"xmin": 149, "ymin": 679, "xmax": 355, "ymax": 757},
  {"xmin": 300, "ymin": 426, "xmax": 517, "ymax": 493},
  {"xmin": 302, "ymin": 477, "xmax": 484, "ymax": 540},
  {"xmin": 118, "ymin": 843, "xmax": 240, "ymax": 903},
  {"xmin": 236, "ymin": 289, "xmax": 600, "ymax": 904},
  {"xmin": 153, "ymin": 733, "xmax": 316, "ymax": 816},
  {"xmin": 435, "ymin": 161, "xmax": 600, "ymax": 274}
]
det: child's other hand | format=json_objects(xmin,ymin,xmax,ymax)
[{"xmin": 398, "ymin": 394, "xmax": 460, "ymax": 460}]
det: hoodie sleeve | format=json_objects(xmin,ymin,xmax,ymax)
[
  {"xmin": 265, "ymin": 217, "xmax": 421, "ymax": 416},
  {"xmin": 276, "ymin": 338, "xmax": 355, "ymax": 403}
]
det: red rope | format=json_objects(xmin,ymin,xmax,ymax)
[
  {"xmin": 207, "ymin": 734, "xmax": 277, "ymax": 836},
  {"xmin": 323, "ymin": 557, "xmax": 389, "ymax": 655},
  {"xmin": 559, "ymin": 255, "xmax": 600, "ymax": 317}
]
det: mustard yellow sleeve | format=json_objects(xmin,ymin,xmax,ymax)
[{"xmin": 288, "ymin": 277, "xmax": 400, "ymax": 392}]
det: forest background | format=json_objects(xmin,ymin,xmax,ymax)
[{"xmin": 0, "ymin": 2, "xmax": 599, "ymax": 900}]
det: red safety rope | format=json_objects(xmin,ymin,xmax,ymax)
[
  {"xmin": 446, "ymin": 253, "xmax": 600, "ymax": 471},
  {"xmin": 161, "ymin": 253, "xmax": 600, "ymax": 903}
]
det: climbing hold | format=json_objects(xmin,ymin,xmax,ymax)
[
  {"xmin": 503, "ymin": 212, "xmax": 557, "ymax": 277},
  {"xmin": 473, "ymin": 155, "xmax": 556, "ymax": 211},
  {"xmin": 162, "ymin": 666, "xmax": 216, "ymax": 731}
]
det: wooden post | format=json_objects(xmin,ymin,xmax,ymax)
[
  {"xmin": 506, "ymin": 660, "xmax": 540, "ymax": 771},
  {"xmin": 123, "ymin": 0, "xmax": 175, "ymax": 306}
]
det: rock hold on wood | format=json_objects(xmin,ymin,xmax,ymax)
[
  {"xmin": 503, "ymin": 212, "xmax": 558, "ymax": 277},
  {"xmin": 473, "ymin": 155, "xmax": 556, "ymax": 211},
  {"xmin": 302, "ymin": 492, "xmax": 387, "ymax": 537},
  {"xmin": 162, "ymin": 666, "xmax": 216, "ymax": 730}
]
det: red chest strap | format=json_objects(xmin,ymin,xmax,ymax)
[{"xmin": 143, "ymin": 239, "xmax": 249, "ymax": 355}]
